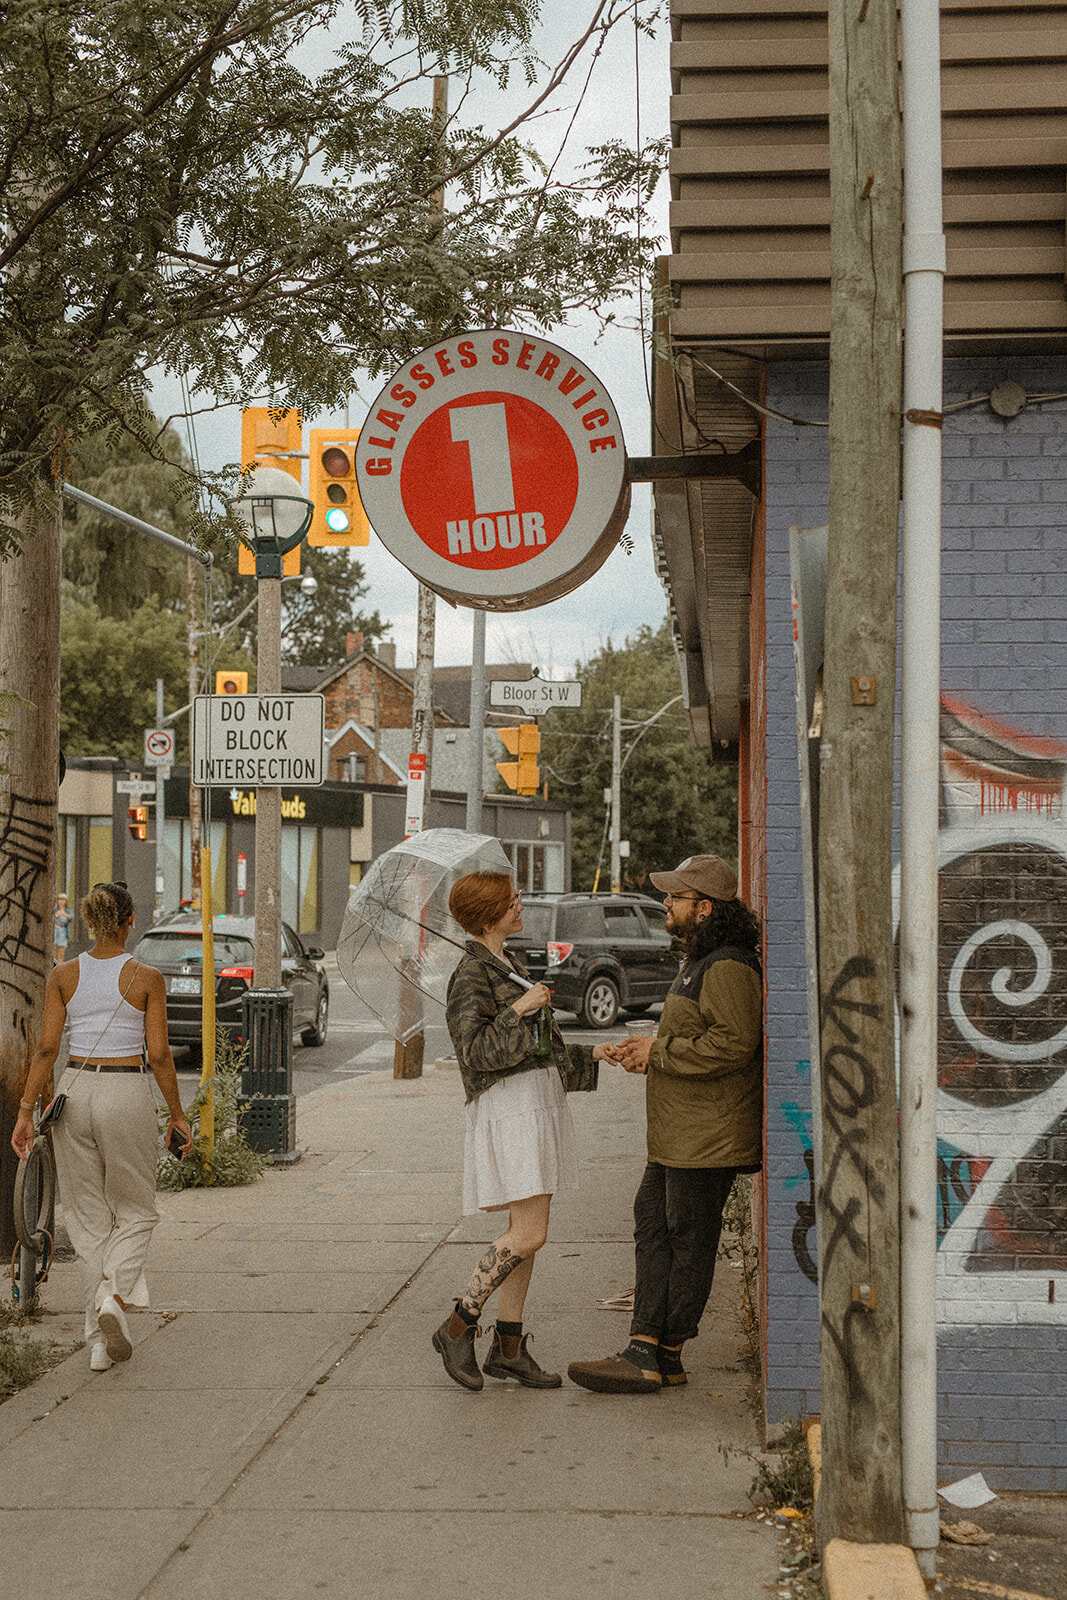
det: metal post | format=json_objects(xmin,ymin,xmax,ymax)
[
  {"xmin": 254, "ymin": 576, "xmax": 282, "ymax": 988},
  {"xmin": 465, "ymin": 608, "xmax": 486, "ymax": 833},
  {"xmin": 899, "ymin": 0, "xmax": 946, "ymax": 1576},
  {"xmin": 155, "ymin": 679, "xmax": 166, "ymax": 921},
  {"xmin": 610, "ymin": 694, "xmax": 622, "ymax": 893}
]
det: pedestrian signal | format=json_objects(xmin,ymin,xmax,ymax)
[
  {"xmin": 309, "ymin": 428, "xmax": 370, "ymax": 546},
  {"xmin": 215, "ymin": 671, "xmax": 248, "ymax": 695},
  {"xmin": 127, "ymin": 805, "xmax": 149, "ymax": 841},
  {"xmin": 496, "ymin": 724, "xmax": 540, "ymax": 795}
]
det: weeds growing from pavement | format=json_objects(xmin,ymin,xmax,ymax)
[
  {"xmin": 746, "ymin": 1417, "xmax": 814, "ymax": 1512},
  {"xmin": 717, "ymin": 1174, "xmax": 762, "ymax": 1417},
  {"xmin": 0, "ymin": 1303, "xmax": 68, "ymax": 1401},
  {"xmin": 157, "ymin": 1029, "xmax": 269, "ymax": 1190}
]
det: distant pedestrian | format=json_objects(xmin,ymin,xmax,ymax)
[
  {"xmin": 12, "ymin": 882, "xmax": 192, "ymax": 1372},
  {"xmin": 568, "ymin": 855, "xmax": 763, "ymax": 1394},
  {"xmin": 433, "ymin": 871, "xmax": 619, "ymax": 1391},
  {"xmin": 53, "ymin": 892, "xmax": 73, "ymax": 964}
]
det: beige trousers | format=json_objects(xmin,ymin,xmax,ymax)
[{"xmin": 52, "ymin": 1069, "xmax": 160, "ymax": 1344}]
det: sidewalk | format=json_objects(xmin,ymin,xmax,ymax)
[{"xmin": 0, "ymin": 1062, "xmax": 781, "ymax": 1600}]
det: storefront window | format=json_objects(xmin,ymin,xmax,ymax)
[
  {"xmin": 281, "ymin": 825, "xmax": 320, "ymax": 932},
  {"xmin": 505, "ymin": 841, "xmax": 564, "ymax": 893}
]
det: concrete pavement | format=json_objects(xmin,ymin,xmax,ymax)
[{"xmin": 1, "ymin": 1059, "xmax": 781, "ymax": 1600}]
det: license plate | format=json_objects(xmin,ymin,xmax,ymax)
[{"xmin": 170, "ymin": 976, "xmax": 201, "ymax": 996}]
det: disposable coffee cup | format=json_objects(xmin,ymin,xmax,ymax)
[{"xmin": 626, "ymin": 1019, "xmax": 657, "ymax": 1038}]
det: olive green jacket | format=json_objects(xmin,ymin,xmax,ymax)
[
  {"xmin": 446, "ymin": 940, "xmax": 599, "ymax": 1105},
  {"xmin": 644, "ymin": 946, "xmax": 764, "ymax": 1170}
]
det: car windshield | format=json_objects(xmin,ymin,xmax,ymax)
[
  {"xmin": 133, "ymin": 932, "xmax": 255, "ymax": 966},
  {"xmin": 517, "ymin": 903, "xmax": 554, "ymax": 941}
]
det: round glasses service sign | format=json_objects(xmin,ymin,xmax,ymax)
[{"xmin": 355, "ymin": 329, "xmax": 630, "ymax": 610}]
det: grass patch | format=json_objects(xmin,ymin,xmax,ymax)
[
  {"xmin": 747, "ymin": 1416, "xmax": 814, "ymax": 1513},
  {"xmin": 157, "ymin": 1028, "xmax": 269, "ymax": 1191}
]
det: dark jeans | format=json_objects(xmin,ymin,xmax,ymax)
[{"xmin": 630, "ymin": 1162, "xmax": 739, "ymax": 1346}]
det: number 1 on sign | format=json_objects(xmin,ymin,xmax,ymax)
[{"xmin": 449, "ymin": 403, "xmax": 516, "ymax": 515}]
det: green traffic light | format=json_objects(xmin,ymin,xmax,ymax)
[{"xmin": 326, "ymin": 507, "xmax": 351, "ymax": 532}]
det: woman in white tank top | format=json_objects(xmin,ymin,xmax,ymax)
[{"xmin": 12, "ymin": 882, "xmax": 192, "ymax": 1372}]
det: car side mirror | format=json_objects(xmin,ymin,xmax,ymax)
[{"xmin": 303, "ymin": 946, "xmax": 324, "ymax": 961}]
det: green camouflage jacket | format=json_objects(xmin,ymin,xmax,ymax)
[{"xmin": 446, "ymin": 940, "xmax": 599, "ymax": 1105}]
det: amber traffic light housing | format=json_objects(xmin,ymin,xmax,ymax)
[{"xmin": 308, "ymin": 428, "xmax": 370, "ymax": 546}]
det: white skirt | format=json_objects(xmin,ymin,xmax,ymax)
[{"xmin": 463, "ymin": 1064, "xmax": 580, "ymax": 1214}]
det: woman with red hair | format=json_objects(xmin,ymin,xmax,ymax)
[{"xmin": 433, "ymin": 870, "xmax": 617, "ymax": 1391}]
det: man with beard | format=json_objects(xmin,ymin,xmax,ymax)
[{"xmin": 567, "ymin": 855, "xmax": 763, "ymax": 1394}]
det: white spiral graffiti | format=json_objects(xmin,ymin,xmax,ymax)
[{"xmin": 948, "ymin": 918, "xmax": 1067, "ymax": 1063}]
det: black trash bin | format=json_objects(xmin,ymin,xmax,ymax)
[{"xmin": 238, "ymin": 988, "xmax": 298, "ymax": 1161}]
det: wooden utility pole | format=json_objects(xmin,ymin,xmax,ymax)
[
  {"xmin": 187, "ymin": 554, "xmax": 202, "ymax": 903},
  {"xmin": 817, "ymin": 0, "xmax": 905, "ymax": 1547},
  {"xmin": 0, "ymin": 502, "xmax": 62, "ymax": 1258},
  {"xmin": 395, "ymin": 73, "xmax": 448, "ymax": 1082}
]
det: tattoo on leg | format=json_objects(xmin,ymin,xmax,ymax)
[{"xmin": 459, "ymin": 1242, "xmax": 523, "ymax": 1316}]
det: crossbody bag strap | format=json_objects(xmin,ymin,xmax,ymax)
[{"xmin": 65, "ymin": 960, "xmax": 142, "ymax": 1091}]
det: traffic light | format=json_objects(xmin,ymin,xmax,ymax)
[
  {"xmin": 497, "ymin": 724, "xmax": 540, "ymax": 795},
  {"xmin": 215, "ymin": 670, "xmax": 248, "ymax": 695},
  {"xmin": 238, "ymin": 406, "xmax": 303, "ymax": 576},
  {"xmin": 308, "ymin": 428, "xmax": 370, "ymax": 546},
  {"xmin": 127, "ymin": 805, "xmax": 149, "ymax": 841}
]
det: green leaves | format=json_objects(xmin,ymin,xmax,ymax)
[
  {"xmin": 539, "ymin": 620, "xmax": 738, "ymax": 890},
  {"xmin": 0, "ymin": 0, "xmax": 661, "ymax": 549}
]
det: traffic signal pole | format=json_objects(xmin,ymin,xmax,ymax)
[{"xmin": 610, "ymin": 694, "xmax": 622, "ymax": 894}]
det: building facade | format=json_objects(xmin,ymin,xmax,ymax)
[{"xmin": 655, "ymin": 0, "xmax": 1067, "ymax": 1488}]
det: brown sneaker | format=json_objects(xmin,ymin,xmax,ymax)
[
  {"xmin": 483, "ymin": 1330, "xmax": 562, "ymax": 1388},
  {"xmin": 567, "ymin": 1353, "xmax": 662, "ymax": 1394},
  {"xmin": 432, "ymin": 1314, "xmax": 483, "ymax": 1391}
]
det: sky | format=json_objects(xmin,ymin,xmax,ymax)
[{"xmin": 151, "ymin": 3, "xmax": 672, "ymax": 675}]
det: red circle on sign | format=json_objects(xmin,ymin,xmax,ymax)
[{"xmin": 399, "ymin": 392, "xmax": 579, "ymax": 570}]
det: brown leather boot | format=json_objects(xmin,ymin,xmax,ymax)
[
  {"xmin": 432, "ymin": 1312, "xmax": 483, "ymax": 1391},
  {"xmin": 483, "ymin": 1330, "xmax": 562, "ymax": 1388}
]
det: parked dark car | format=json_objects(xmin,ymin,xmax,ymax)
[
  {"xmin": 131, "ymin": 913, "xmax": 329, "ymax": 1056},
  {"xmin": 506, "ymin": 892, "xmax": 679, "ymax": 1028}
]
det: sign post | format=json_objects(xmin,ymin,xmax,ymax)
[
  {"xmin": 404, "ymin": 752, "xmax": 427, "ymax": 840},
  {"xmin": 145, "ymin": 713, "xmax": 175, "ymax": 921}
]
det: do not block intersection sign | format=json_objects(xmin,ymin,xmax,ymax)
[{"xmin": 191, "ymin": 695, "xmax": 325, "ymax": 787}]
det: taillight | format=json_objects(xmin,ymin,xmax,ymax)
[
  {"xmin": 219, "ymin": 966, "xmax": 254, "ymax": 986},
  {"xmin": 547, "ymin": 942, "xmax": 573, "ymax": 966}
]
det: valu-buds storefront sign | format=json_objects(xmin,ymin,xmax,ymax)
[{"xmin": 355, "ymin": 329, "xmax": 630, "ymax": 610}]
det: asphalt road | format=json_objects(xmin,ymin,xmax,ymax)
[{"xmin": 173, "ymin": 961, "xmax": 651, "ymax": 1099}]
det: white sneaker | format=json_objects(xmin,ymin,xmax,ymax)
[
  {"xmin": 98, "ymin": 1296, "xmax": 132, "ymax": 1362},
  {"xmin": 89, "ymin": 1343, "xmax": 113, "ymax": 1372}
]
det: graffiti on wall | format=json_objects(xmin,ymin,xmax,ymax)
[{"xmin": 781, "ymin": 695, "xmax": 1067, "ymax": 1315}]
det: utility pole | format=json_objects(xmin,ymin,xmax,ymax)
[
  {"xmin": 187, "ymin": 554, "xmax": 202, "ymax": 903},
  {"xmin": 465, "ymin": 608, "xmax": 487, "ymax": 834},
  {"xmin": 817, "ymin": 0, "xmax": 905, "ymax": 1549},
  {"xmin": 610, "ymin": 694, "xmax": 622, "ymax": 893},
  {"xmin": 0, "ymin": 497, "xmax": 61, "ymax": 1260}
]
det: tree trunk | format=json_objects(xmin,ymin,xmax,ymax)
[
  {"xmin": 817, "ymin": 0, "xmax": 905, "ymax": 1547},
  {"xmin": 0, "ymin": 502, "xmax": 62, "ymax": 1258}
]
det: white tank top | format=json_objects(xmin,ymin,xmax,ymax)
[{"xmin": 67, "ymin": 953, "xmax": 146, "ymax": 1058}]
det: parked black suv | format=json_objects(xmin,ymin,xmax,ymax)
[
  {"xmin": 506, "ymin": 893, "xmax": 679, "ymax": 1028},
  {"xmin": 131, "ymin": 913, "xmax": 329, "ymax": 1057}
]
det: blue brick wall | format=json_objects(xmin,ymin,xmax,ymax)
[{"xmin": 761, "ymin": 357, "xmax": 1067, "ymax": 1489}]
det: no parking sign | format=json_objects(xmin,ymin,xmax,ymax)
[{"xmin": 355, "ymin": 330, "xmax": 630, "ymax": 610}]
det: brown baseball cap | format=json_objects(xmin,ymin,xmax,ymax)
[{"xmin": 649, "ymin": 854, "xmax": 738, "ymax": 903}]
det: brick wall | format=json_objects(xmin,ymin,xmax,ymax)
[{"xmin": 761, "ymin": 356, "xmax": 1067, "ymax": 1488}]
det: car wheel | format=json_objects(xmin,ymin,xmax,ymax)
[
  {"xmin": 581, "ymin": 975, "xmax": 620, "ymax": 1029},
  {"xmin": 301, "ymin": 989, "xmax": 329, "ymax": 1047}
]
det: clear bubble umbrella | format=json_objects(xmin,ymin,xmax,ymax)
[{"xmin": 337, "ymin": 828, "xmax": 511, "ymax": 1043}]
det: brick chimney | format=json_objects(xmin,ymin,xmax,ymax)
[{"xmin": 346, "ymin": 630, "xmax": 364, "ymax": 657}]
